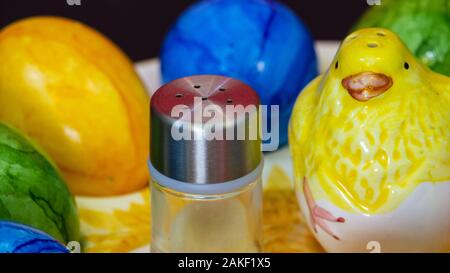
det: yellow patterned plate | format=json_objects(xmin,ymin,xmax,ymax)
[{"xmin": 76, "ymin": 41, "xmax": 339, "ymax": 253}]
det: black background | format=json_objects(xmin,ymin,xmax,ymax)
[
  {"xmin": 0, "ymin": 0, "xmax": 369, "ymax": 61},
  {"xmin": 0, "ymin": 252, "xmax": 441, "ymax": 271}
]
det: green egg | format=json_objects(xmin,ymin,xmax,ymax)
[
  {"xmin": 354, "ymin": 0, "xmax": 450, "ymax": 76},
  {"xmin": 0, "ymin": 122, "xmax": 79, "ymax": 244}
]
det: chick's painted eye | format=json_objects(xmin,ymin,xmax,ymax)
[
  {"xmin": 404, "ymin": 62, "xmax": 410, "ymax": 70},
  {"xmin": 335, "ymin": 61, "xmax": 339, "ymax": 70}
]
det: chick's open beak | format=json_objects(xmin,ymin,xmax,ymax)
[{"xmin": 342, "ymin": 72, "xmax": 393, "ymax": 101}]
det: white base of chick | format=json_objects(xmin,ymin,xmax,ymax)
[{"xmin": 297, "ymin": 181, "xmax": 450, "ymax": 253}]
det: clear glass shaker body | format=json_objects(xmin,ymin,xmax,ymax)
[{"xmin": 151, "ymin": 178, "xmax": 263, "ymax": 253}]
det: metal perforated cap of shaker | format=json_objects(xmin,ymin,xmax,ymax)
[{"xmin": 150, "ymin": 75, "xmax": 262, "ymax": 184}]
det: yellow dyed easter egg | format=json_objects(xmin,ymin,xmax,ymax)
[
  {"xmin": 289, "ymin": 28, "xmax": 450, "ymax": 252},
  {"xmin": 0, "ymin": 17, "xmax": 149, "ymax": 196}
]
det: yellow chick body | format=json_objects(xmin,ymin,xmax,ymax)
[{"xmin": 289, "ymin": 28, "xmax": 450, "ymax": 252}]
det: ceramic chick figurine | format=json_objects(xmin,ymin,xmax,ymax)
[{"xmin": 289, "ymin": 28, "xmax": 450, "ymax": 252}]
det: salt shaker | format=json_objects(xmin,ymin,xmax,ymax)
[{"xmin": 149, "ymin": 75, "xmax": 263, "ymax": 253}]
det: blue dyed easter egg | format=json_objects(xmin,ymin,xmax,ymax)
[
  {"xmin": 161, "ymin": 0, "xmax": 318, "ymax": 147},
  {"xmin": 0, "ymin": 221, "xmax": 68, "ymax": 253}
]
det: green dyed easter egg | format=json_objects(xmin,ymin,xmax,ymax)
[
  {"xmin": 0, "ymin": 122, "xmax": 79, "ymax": 243},
  {"xmin": 354, "ymin": 0, "xmax": 450, "ymax": 76}
]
